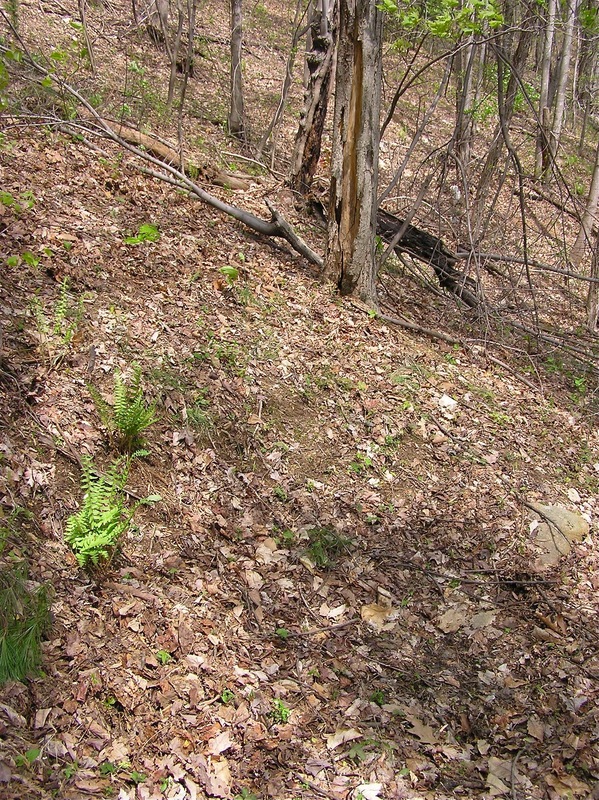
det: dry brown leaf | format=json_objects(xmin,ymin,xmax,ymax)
[
  {"xmin": 325, "ymin": 728, "xmax": 362, "ymax": 750},
  {"xmin": 545, "ymin": 774, "xmax": 590, "ymax": 798},
  {"xmin": 527, "ymin": 716, "xmax": 545, "ymax": 741},
  {"xmin": 404, "ymin": 713, "xmax": 439, "ymax": 744},
  {"xmin": 437, "ymin": 603, "xmax": 469, "ymax": 633},
  {"xmin": 360, "ymin": 602, "xmax": 398, "ymax": 630}
]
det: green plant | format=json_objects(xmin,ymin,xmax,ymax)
[
  {"xmin": 234, "ymin": 790, "xmax": 258, "ymax": 800},
  {"xmin": 30, "ymin": 277, "xmax": 83, "ymax": 352},
  {"xmin": 128, "ymin": 771, "xmax": 146, "ymax": 785},
  {"xmin": 275, "ymin": 627, "xmax": 290, "ymax": 640},
  {"xmin": 186, "ymin": 389, "xmax": 213, "ymax": 431},
  {"xmin": 15, "ymin": 747, "xmax": 41, "ymax": 768},
  {"xmin": 0, "ymin": 561, "xmax": 51, "ymax": 684},
  {"xmin": 304, "ymin": 526, "xmax": 352, "ymax": 568},
  {"xmin": 155, "ymin": 649, "xmax": 172, "ymax": 665},
  {"xmin": 99, "ymin": 761, "xmax": 118, "ymax": 776},
  {"xmin": 269, "ymin": 698, "xmax": 291, "ymax": 724},
  {"xmin": 273, "ymin": 485, "xmax": 288, "ymax": 501},
  {"xmin": 370, "ymin": 689, "xmax": 386, "ymax": 706},
  {"xmin": 219, "ymin": 265, "xmax": 239, "ymax": 286},
  {"xmin": 88, "ymin": 364, "xmax": 157, "ymax": 451},
  {"xmin": 64, "ymin": 456, "xmax": 160, "ymax": 568},
  {"xmin": 123, "ymin": 223, "xmax": 160, "ymax": 245},
  {"xmin": 63, "ymin": 761, "xmax": 78, "ymax": 779},
  {"xmin": 220, "ymin": 688, "xmax": 235, "ymax": 704},
  {"xmin": 349, "ymin": 451, "xmax": 373, "ymax": 475}
]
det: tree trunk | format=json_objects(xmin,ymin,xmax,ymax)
[
  {"xmin": 451, "ymin": 36, "xmax": 477, "ymax": 171},
  {"xmin": 475, "ymin": 25, "xmax": 533, "ymax": 221},
  {"xmin": 325, "ymin": 0, "xmax": 382, "ymax": 303},
  {"xmin": 586, "ymin": 227, "xmax": 599, "ymax": 331},
  {"xmin": 534, "ymin": 0, "xmax": 556, "ymax": 178},
  {"xmin": 289, "ymin": 0, "xmax": 336, "ymax": 194},
  {"xmin": 572, "ymin": 141, "xmax": 599, "ymax": 266},
  {"xmin": 228, "ymin": 0, "xmax": 245, "ymax": 138},
  {"xmin": 543, "ymin": 0, "xmax": 580, "ymax": 182}
]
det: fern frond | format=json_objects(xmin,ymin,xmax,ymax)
[
  {"xmin": 65, "ymin": 456, "xmax": 160, "ymax": 569},
  {"xmin": 87, "ymin": 383, "xmax": 115, "ymax": 430},
  {"xmin": 90, "ymin": 365, "xmax": 156, "ymax": 452}
]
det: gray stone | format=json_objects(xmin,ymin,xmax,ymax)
[{"xmin": 529, "ymin": 503, "xmax": 589, "ymax": 570}]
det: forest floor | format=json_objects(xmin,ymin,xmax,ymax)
[{"xmin": 1, "ymin": 2, "xmax": 599, "ymax": 800}]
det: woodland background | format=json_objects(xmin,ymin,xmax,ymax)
[{"xmin": 1, "ymin": 0, "xmax": 599, "ymax": 799}]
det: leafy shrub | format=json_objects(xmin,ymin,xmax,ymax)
[
  {"xmin": 89, "ymin": 364, "xmax": 156, "ymax": 451},
  {"xmin": 65, "ymin": 456, "xmax": 160, "ymax": 568}
]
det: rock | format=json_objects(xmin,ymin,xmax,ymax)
[{"xmin": 529, "ymin": 503, "xmax": 589, "ymax": 570}]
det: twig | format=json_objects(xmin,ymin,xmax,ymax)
[
  {"xmin": 487, "ymin": 354, "xmax": 538, "ymax": 391},
  {"xmin": 378, "ymin": 310, "xmax": 462, "ymax": 346},
  {"xmin": 291, "ymin": 618, "xmax": 359, "ymax": 638},
  {"xmin": 294, "ymin": 776, "xmax": 342, "ymax": 800}
]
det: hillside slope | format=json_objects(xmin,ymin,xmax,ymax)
[{"xmin": 1, "ymin": 2, "xmax": 599, "ymax": 799}]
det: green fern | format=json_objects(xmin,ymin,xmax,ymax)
[
  {"xmin": 0, "ymin": 562, "xmax": 51, "ymax": 684},
  {"xmin": 65, "ymin": 457, "xmax": 160, "ymax": 568},
  {"xmin": 88, "ymin": 364, "xmax": 156, "ymax": 452}
]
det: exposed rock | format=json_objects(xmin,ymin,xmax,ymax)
[{"xmin": 529, "ymin": 503, "xmax": 589, "ymax": 570}]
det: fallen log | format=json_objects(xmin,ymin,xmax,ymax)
[{"xmin": 376, "ymin": 208, "xmax": 480, "ymax": 308}]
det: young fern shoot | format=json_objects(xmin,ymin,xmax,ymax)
[{"xmin": 89, "ymin": 364, "xmax": 157, "ymax": 452}]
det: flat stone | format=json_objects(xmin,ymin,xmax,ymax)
[{"xmin": 529, "ymin": 503, "xmax": 589, "ymax": 570}]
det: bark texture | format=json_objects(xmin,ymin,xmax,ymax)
[
  {"xmin": 228, "ymin": 0, "xmax": 245, "ymax": 138},
  {"xmin": 290, "ymin": 0, "xmax": 336, "ymax": 194},
  {"xmin": 325, "ymin": 0, "xmax": 382, "ymax": 303}
]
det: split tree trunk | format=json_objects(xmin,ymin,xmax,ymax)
[
  {"xmin": 325, "ymin": 0, "xmax": 382, "ymax": 303},
  {"xmin": 289, "ymin": 0, "xmax": 336, "ymax": 194}
]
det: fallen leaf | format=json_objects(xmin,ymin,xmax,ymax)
[
  {"xmin": 527, "ymin": 716, "xmax": 545, "ymax": 741},
  {"xmin": 360, "ymin": 602, "xmax": 398, "ymax": 631},
  {"xmin": 486, "ymin": 757, "xmax": 512, "ymax": 796},
  {"xmin": 404, "ymin": 713, "xmax": 439, "ymax": 744},
  {"xmin": 196, "ymin": 754, "xmax": 231, "ymax": 797},
  {"xmin": 437, "ymin": 603, "xmax": 469, "ymax": 633},
  {"xmin": 545, "ymin": 774, "xmax": 590, "ymax": 798},
  {"xmin": 470, "ymin": 610, "xmax": 497, "ymax": 629},
  {"xmin": 353, "ymin": 783, "xmax": 382, "ymax": 800},
  {"xmin": 207, "ymin": 731, "xmax": 234, "ymax": 755},
  {"xmin": 325, "ymin": 728, "xmax": 362, "ymax": 750}
]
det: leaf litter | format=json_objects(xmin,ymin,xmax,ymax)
[{"xmin": 1, "ymin": 5, "xmax": 599, "ymax": 800}]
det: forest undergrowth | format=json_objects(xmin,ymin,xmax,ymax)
[{"xmin": 1, "ymin": 1, "xmax": 599, "ymax": 799}]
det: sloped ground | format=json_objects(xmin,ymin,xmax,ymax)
[
  {"xmin": 1, "ymin": 2, "xmax": 599, "ymax": 799},
  {"xmin": 1, "ymin": 122, "xmax": 599, "ymax": 800}
]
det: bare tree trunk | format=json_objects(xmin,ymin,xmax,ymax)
[
  {"xmin": 543, "ymin": 0, "xmax": 580, "ymax": 182},
  {"xmin": 586, "ymin": 227, "xmax": 599, "ymax": 331},
  {"xmin": 534, "ymin": 0, "xmax": 556, "ymax": 178},
  {"xmin": 167, "ymin": 1, "xmax": 184, "ymax": 110},
  {"xmin": 325, "ymin": 0, "xmax": 382, "ymax": 303},
  {"xmin": 289, "ymin": 0, "xmax": 336, "ymax": 194},
  {"xmin": 451, "ymin": 36, "xmax": 477, "ymax": 171},
  {"xmin": 572, "ymin": 141, "xmax": 599, "ymax": 266},
  {"xmin": 228, "ymin": 0, "xmax": 245, "ymax": 138},
  {"xmin": 77, "ymin": 0, "xmax": 96, "ymax": 75},
  {"xmin": 475, "ymin": 26, "xmax": 533, "ymax": 221}
]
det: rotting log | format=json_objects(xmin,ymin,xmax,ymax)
[{"xmin": 376, "ymin": 209, "xmax": 480, "ymax": 307}]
